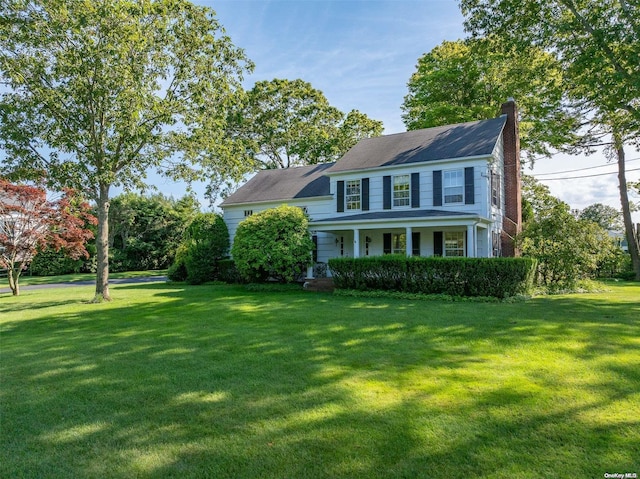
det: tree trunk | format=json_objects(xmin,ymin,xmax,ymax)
[
  {"xmin": 93, "ymin": 183, "xmax": 112, "ymax": 302},
  {"xmin": 8, "ymin": 267, "xmax": 19, "ymax": 296},
  {"xmin": 614, "ymin": 135, "xmax": 640, "ymax": 281}
]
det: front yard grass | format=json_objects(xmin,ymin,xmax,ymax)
[{"xmin": 1, "ymin": 281, "xmax": 638, "ymax": 478}]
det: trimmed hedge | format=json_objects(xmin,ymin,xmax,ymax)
[{"xmin": 328, "ymin": 256, "xmax": 537, "ymax": 299}]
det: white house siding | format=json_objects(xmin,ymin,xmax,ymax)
[
  {"xmin": 224, "ymin": 159, "xmax": 502, "ymax": 262},
  {"xmin": 327, "ymin": 157, "xmax": 493, "ymax": 218},
  {"xmin": 488, "ymin": 131, "xmax": 506, "ymax": 257},
  {"xmin": 223, "ymin": 196, "xmax": 334, "ymax": 257}
]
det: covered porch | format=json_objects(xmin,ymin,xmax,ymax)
[{"xmin": 307, "ymin": 209, "xmax": 494, "ymax": 277}]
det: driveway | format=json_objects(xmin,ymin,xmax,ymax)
[{"xmin": 0, "ymin": 276, "xmax": 167, "ymax": 294}]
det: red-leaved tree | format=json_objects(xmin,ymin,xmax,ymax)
[{"xmin": 0, "ymin": 179, "xmax": 97, "ymax": 296}]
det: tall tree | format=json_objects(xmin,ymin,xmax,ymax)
[
  {"xmin": 519, "ymin": 175, "xmax": 618, "ymax": 288},
  {"xmin": 0, "ymin": 179, "xmax": 96, "ymax": 296},
  {"xmin": 402, "ymin": 38, "xmax": 586, "ymax": 160},
  {"xmin": 579, "ymin": 203, "xmax": 624, "ymax": 231},
  {"xmin": 459, "ymin": 0, "xmax": 640, "ymax": 279},
  {"xmin": 230, "ymin": 78, "xmax": 383, "ymax": 170},
  {"xmin": 0, "ymin": 0, "xmax": 253, "ymax": 301}
]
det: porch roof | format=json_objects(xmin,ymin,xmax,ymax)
[{"xmin": 310, "ymin": 209, "xmax": 488, "ymax": 228}]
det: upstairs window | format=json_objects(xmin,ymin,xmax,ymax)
[
  {"xmin": 393, "ymin": 175, "xmax": 410, "ymax": 207},
  {"xmin": 491, "ymin": 171, "xmax": 501, "ymax": 208},
  {"xmin": 443, "ymin": 170, "xmax": 464, "ymax": 204},
  {"xmin": 244, "ymin": 210, "xmax": 253, "ymax": 217},
  {"xmin": 346, "ymin": 180, "xmax": 361, "ymax": 210}
]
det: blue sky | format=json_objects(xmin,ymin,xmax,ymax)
[
  {"xmin": 208, "ymin": 0, "xmax": 464, "ymax": 134},
  {"xmin": 179, "ymin": 0, "xmax": 637, "ymax": 219}
]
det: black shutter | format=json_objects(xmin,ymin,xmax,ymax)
[
  {"xmin": 312, "ymin": 235, "xmax": 318, "ymax": 263},
  {"xmin": 383, "ymin": 176, "xmax": 391, "ymax": 210},
  {"xmin": 465, "ymin": 167, "xmax": 474, "ymax": 205},
  {"xmin": 337, "ymin": 180, "xmax": 344, "ymax": 212},
  {"xmin": 412, "ymin": 231, "xmax": 421, "ymax": 256},
  {"xmin": 434, "ymin": 231, "xmax": 443, "ymax": 256},
  {"xmin": 411, "ymin": 172, "xmax": 420, "ymax": 208},
  {"xmin": 433, "ymin": 170, "xmax": 442, "ymax": 206},
  {"xmin": 383, "ymin": 233, "xmax": 392, "ymax": 254},
  {"xmin": 362, "ymin": 177, "xmax": 370, "ymax": 211}
]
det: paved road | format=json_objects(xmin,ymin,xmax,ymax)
[{"xmin": 0, "ymin": 276, "xmax": 167, "ymax": 294}]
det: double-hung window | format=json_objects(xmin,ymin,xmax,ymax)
[
  {"xmin": 346, "ymin": 180, "xmax": 361, "ymax": 210},
  {"xmin": 491, "ymin": 170, "xmax": 501, "ymax": 208},
  {"xmin": 393, "ymin": 175, "xmax": 410, "ymax": 207},
  {"xmin": 444, "ymin": 231, "xmax": 465, "ymax": 257},
  {"xmin": 443, "ymin": 170, "xmax": 464, "ymax": 204}
]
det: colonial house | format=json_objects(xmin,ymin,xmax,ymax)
[{"xmin": 221, "ymin": 100, "xmax": 522, "ymax": 273}]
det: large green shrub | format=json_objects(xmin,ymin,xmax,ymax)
[
  {"xmin": 29, "ymin": 246, "xmax": 85, "ymax": 276},
  {"xmin": 520, "ymin": 176, "xmax": 623, "ymax": 290},
  {"xmin": 231, "ymin": 205, "xmax": 314, "ymax": 283},
  {"xmin": 167, "ymin": 244, "xmax": 188, "ymax": 282},
  {"xmin": 109, "ymin": 193, "xmax": 199, "ymax": 271},
  {"xmin": 167, "ymin": 212, "xmax": 230, "ymax": 284},
  {"xmin": 329, "ymin": 256, "xmax": 537, "ymax": 299}
]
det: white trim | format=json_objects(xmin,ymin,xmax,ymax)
[{"xmin": 310, "ymin": 215, "xmax": 491, "ymax": 231}]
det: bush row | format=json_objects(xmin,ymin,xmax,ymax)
[{"xmin": 328, "ymin": 256, "xmax": 537, "ymax": 299}]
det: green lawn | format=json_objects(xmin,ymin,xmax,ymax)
[{"xmin": 1, "ymin": 281, "xmax": 638, "ymax": 478}]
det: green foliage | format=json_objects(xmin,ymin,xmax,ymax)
[
  {"xmin": 579, "ymin": 203, "xmax": 623, "ymax": 231},
  {"xmin": 167, "ymin": 244, "xmax": 189, "ymax": 282},
  {"xmin": 184, "ymin": 242, "xmax": 218, "ymax": 285},
  {"xmin": 519, "ymin": 176, "xmax": 621, "ymax": 289},
  {"xmin": 217, "ymin": 259, "xmax": 241, "ymax": 284},
  {"xmin": 459, "ymin": 0, "xmax": 640, "ymax": 280},
  {"xmin": 231, "ymin": 205, "xmax": 314, "ymax": 283},
  {"xmin": 167, "ymin": 212, "xmax": 229, "ymax": 285},
  {"xmin": 460, "ymin": 0, "xmax": 640, "ymax": 135},
  {"xmin": 0, "ymin": 0, "xmax": 252, "ymax": 299},
  {"xmin": 328, "ymin": 256, "xmax": 537, "ymax": 299},
  {"xmin": 226, "ymin": 78, "xmax": 383, "ymax": 173},
  {"xmin": 401, "ymin": 37, "xmax": 585, "ymax": 159},
  {"xmin": 29, "ymin": 247, "xmax": 85, "ymax": 276},
  {"xmin": 108, "ymin": 193, "xmax": 200, "ymax": 272},
  {"xmin": 184, "ymin": 212, "xmax": 229, "ymax": 257}
]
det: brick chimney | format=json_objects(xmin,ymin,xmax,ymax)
[{"xmin": 500, "ymin": 98, "xmax": 522, "ymax": 257}]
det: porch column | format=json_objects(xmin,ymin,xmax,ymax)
[
  {"xmin": 306, "ymin": 265, "xmax": 314, "ymax": 279},
  {"xmin": 353, "ymin": 228, "xmax": 360, "ymax": 258},
  {"xmin": 467, "ymin": 224, "xmax": 476, "ymax": 257},
  {"xmin": 406, "ymin": 226, "xmax": 413, "ymax": 256}
]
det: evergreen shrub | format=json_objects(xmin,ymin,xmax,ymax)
[{"xmin": 328, "ymin": 256, "xmax": 537, "ymax": 299}]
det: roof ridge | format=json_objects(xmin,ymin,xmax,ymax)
[{"xmin": 373, "ymin": 114, "xmax": 506, "ymax": 140}]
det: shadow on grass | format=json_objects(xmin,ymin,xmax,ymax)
[{"xmin": 1, "ymin": 284, "xmax": 638, "ymax": 478}]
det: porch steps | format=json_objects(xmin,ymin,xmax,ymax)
[{"xmin": 303, "ymin": 277, "xmax": 335, "ymax": 293}]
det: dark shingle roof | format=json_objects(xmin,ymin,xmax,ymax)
[
  {"xmin": 327, "ymin": 115, "xmax": 507, "ymax": 173},
  {"xmin": 221, "ymin": 115, "xmax": 506, "ymax": 206},
  {"xmin": 312, "ymin": 209, "xmax": 474, "ymax": 224},
  {"xmin": 220, "ymin": 162, "xmax": 333, "ymax": 206}
]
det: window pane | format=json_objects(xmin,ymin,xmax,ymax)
[
  {"xmin": 392, "ymin": 233, "xmax": 406, "ymax": 254},
  {"xmin": 346, "ymin": 180, "xmax": 360, "ymax": 210},
  {"xmin": 444, "ymin": 170, "xmax": 463, "ymax": 204},
  {"xmin": 393, "ymin": 175, "xmax": 410, "ymax": 207},
  {"xmin": 444, "ymin": 231, "xmax": 465, "ymax": 257}
]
